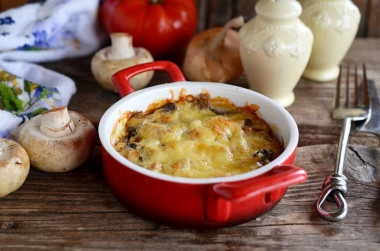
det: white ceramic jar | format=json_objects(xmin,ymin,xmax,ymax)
[
  {"xmin": 239, "ymin": 0, "xmax": 313, "ymax": 108},
  {"xmin": 300, "ymin": 0, "xmax": 361, "ymax": 82}
]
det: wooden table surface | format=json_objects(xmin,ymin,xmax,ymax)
[{"xmin": 1, "ymin": 38, "xmax": 379, "ymax": 250}]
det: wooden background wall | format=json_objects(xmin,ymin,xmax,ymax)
[
  {"xmin": 193, "ymin": 0, "xmax": 380, "ymax": 37},
  {"xmin": 1, "ymin": 0, "xmax": 379, "ymax": 37}
]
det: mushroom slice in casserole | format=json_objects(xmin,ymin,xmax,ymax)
[{"xmin": 112, "ymin": 90, "xmax": 284, "ymax": 178}]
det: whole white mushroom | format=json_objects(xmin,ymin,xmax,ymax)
[
  {"xmin": 91, "ymin": 32, "xmax": 154, "ymax": 92},
  {"xmin": 0, "ymin": 138, "xmax": 30, "ymax": 198},
  {"xmin": 18, "ymin": 106, "xmax": 97, "ymax": 172}
]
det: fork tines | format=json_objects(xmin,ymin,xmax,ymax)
[{"xmin": 333, "ymin": 63, "xmax": 370, "ymax": 120}]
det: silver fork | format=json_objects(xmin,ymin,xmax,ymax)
[{"xmin": 316, "ymin": 64, "xmax": 370, "ymax": 221}]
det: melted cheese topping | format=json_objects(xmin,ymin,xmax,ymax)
[{"xmin": 112, "ymin": 93, "xmax": 283, "ymax": 178}]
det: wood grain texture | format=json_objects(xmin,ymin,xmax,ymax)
[
  {"xmin": 38, "ymin": 38, "xmax": 380, "ymax": 149},
  {"xmin": 2, "ymin": 0, "xmax": 380, "ymax": 37},
  {"xmin": 195, "ymin": 0, "xmax": 379, "ymax": 37},
  {"xmin": 368, "ymin": 0, "xmax": 380, "ymax": 37},
  {"xmin": 353, "ymin": 0, "xmax": 370, "ymax": 37},
  {"xmin": 235, "ymin": 0, "xmax": 258, "ymax": 22},
  {"xmin": 0, "ymin": 0, "xmax": 29, "ymax": 11},
  {"xmin": 206, "ymin": 0, "xmax": 234, "ymax": 28},
  {"xmin": 1, "ymin": 36, "xmax": 380, "ymax": 250},
  {"xmin": 0, "ymin": 145, "xmax": 378, "ymax": 250},
  {"xmin": 1, "ymin": 0, "xmax": 380, "ymax": 248},
  {"xmin": 193, "ymin": 0, "xmax": 207, "ymax": 33}
]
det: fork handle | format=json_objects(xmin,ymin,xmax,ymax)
[
  {"xmin": 335, "ymin": 117, "xmax": 352, "ymax": 174},
  {"xmin": 316, "ymin": 174, "xmax": 348, "ymax": 222},
  {"xmin": 316, "ymin": 117, "xmax": 351, "ymax": 221}
]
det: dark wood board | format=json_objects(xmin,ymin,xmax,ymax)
[{"xmin": 0, "ymin": 145, "xmax": 378, "ymax": 250}]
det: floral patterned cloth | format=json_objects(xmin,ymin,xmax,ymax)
[
  {"xmin": 0, "ymin": 0, "xmax": 106, "ymax": 139},
  {"xmin": 0, "ymin": 0, "xmax": 105, "ymax": 62},
  {"xmin": 0, "ymin": 62, "xmax": 75, "ymax": 139},
  {"xmin": 0, "ymin": 70, "xmax": 60, "ymax": 120}
]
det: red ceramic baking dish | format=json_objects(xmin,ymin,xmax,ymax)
[{"xmin": 98, "ymin": 61, "xmax": 307, "ymax": 228}]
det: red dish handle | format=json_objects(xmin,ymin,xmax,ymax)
[
  {"xmin": 111, "ymin": 61, "xmax": 186, "ymax": 98},
  {"xmin": 204, "ymin": 165, "xmax": 308, "ymax": 223}
]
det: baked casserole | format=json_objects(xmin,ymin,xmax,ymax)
[{"xmin": 111, "ymin": 89, "xmax": 284, "ymax": 178}]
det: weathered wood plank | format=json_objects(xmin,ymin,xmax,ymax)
[
  {"xmin": 1, "ymin": 145, "xmax": 378, "ymax": 249},
  {"xmin": 368, "ymin": 0, "xmax": 380, "ymax": 37},
  {"xmin": 206, "ymin": 0, "xmax": 234, "ymax": 28},
  {"xmin": 297, "ymin": 124, "xmax": 380, "ymax": 147},
  {"xmin": 2, "ymin": 0, "xmax": 380, "ymax": 37},
  {"xmin": 234, "ymin": 0, "xmax": 258, "ymax": 22},
  {"xmin": 193, "ymin": 0, "xmax": 207, "ymax": 33},
  {"xmin": 0, "ymin": 0, "xmax": 28, "ymax": 11},
  {"xmin": 39, "ymin": 38, "xmax": 380, "ymax": 148},
  {"xmin": 353, "ymin": 0, "xmax": 370, "ymax": 37}
]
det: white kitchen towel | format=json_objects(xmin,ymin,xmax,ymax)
[{"xmin": 0, "ymin": 0, "xmax": 106, "ymax": 139}]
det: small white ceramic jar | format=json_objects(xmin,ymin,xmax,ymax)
[
  {"xmin": 300, "ymin": 0, "xmax": 361, "ymax": 82},
  {"xmin": 239, "ymin": 0, "xmax": 313, "ymax": 108}
]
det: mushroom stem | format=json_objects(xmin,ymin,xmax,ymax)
[
  {"xmin": 40, "ymin": 106, "xmax": 76, "ymax": 138},
  {"xmin": 208, "ymin": 16, "xmax": 245, "ymax": 53},
  {"xmin": 108, "ymin": 33, "xmax": 136, "ymax": 60}
]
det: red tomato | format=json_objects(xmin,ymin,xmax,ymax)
[{"xmin": 100, "ymin": 0, "xmax": 198, "ymax": 58}]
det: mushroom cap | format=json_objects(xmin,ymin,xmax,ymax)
[
  {"xmin": 91, "ymin": 47, "xmax": 154, "ymax": 92},
  {"xmin": 0, "ymin": 138, "xmax": 30, "ymax": 198},
  {"xmin": 18, "ymin": 111, "xmax": 97, "ymax": 172}
]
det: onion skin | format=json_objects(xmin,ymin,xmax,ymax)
[{"xmin": 183, "ymin": 17, "xmax": 244, "ymax": 83}]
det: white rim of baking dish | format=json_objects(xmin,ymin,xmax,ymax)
[{"xmin": 99, "ymin": 81, "xmax": 299, "ymax": 185}]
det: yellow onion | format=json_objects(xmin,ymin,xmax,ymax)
[{"xmin": 183, "ymin": 16, "xmax": 244, "ymax": 83}]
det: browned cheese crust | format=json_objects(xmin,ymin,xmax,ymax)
[{"xmin": 112, "ymin": 91, "xmax": 284, "ymax": 178}]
